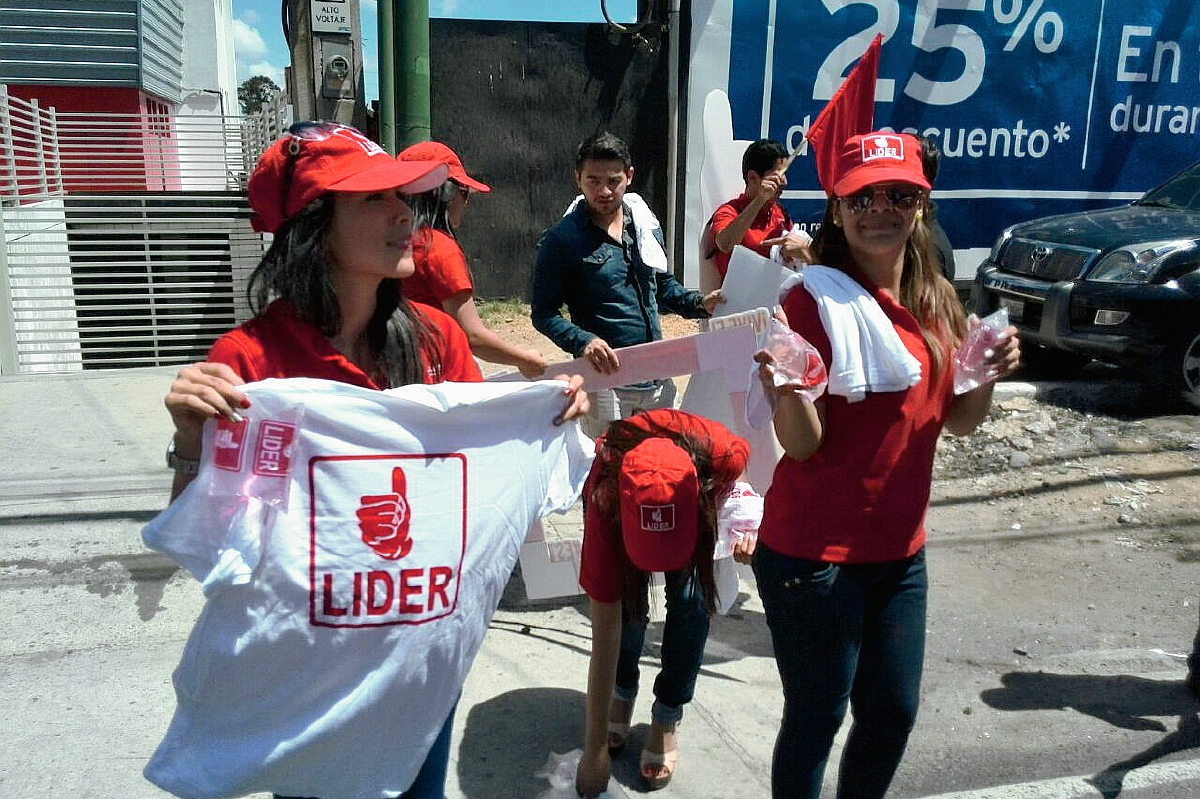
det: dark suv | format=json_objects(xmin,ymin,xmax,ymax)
[{"xmin": 973, "ymin": 160, "xmax": 1200, "ymax": 408}]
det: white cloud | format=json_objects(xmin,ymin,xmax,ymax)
[
  {"xmin": 232, "ymin": 18, "xmax": 269, "ymax": 62},
  {"xmin": 246, "ymin": 60, "xmax": 285, "ymax": 87}
]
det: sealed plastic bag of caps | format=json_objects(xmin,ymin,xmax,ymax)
[
  {"xmin": 714, "ymin": 481, "xmax": 764, "ymax": 560},
  {"xmin": 712, "ymin": 481, "xmax": 764, "ymax": 615},
  {"xmin": 746, "ymin": 320, "xmax": 829, "ymax": 430},
  {"xmin": 763, "ymin": 319, "xmax": 828, "ymax": 401},
  {"xmin": 953, "ymin": 308, "xmax": 1010, "ymax": 395}
]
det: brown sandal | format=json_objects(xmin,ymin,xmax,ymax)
[{"xmin": 639, "ymin": 720, "xmax": 678, "ymax": 790}]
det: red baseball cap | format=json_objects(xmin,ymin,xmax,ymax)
[
  {"xmin": 247, "ymin": 122, "xmax": 450, "ymax": 233},
  {"xmin": 618, "ymin": 438, "xmax": 699, "ymax": 573},
  {"xmin": 397, "ymin": 140, "xmax": 492, "ymax": 193},
  {"xmin": 832, "ymin": 131, "xmax": 930, "ymax": 198}
]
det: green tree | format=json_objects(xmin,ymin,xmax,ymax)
[{"xmin": 238, "ymin": 75, "xmax": 282, "ymax": 114}]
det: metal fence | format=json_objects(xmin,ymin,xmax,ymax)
[{"xmin": 0, "ymin": 88, "xmax": 289, "ymax": 374}]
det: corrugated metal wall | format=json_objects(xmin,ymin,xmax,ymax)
[
  {"xmin": 0, "ymin": 88, "xmax": 264, "ymax": 374},
  {"xmin": 0, "ymin": 0, "xmax": 183, "ymax": 101},
  {"xmin": 138, "ymin": 0, "xmax": 184, "ymax": 102},
  {"xmin": 428, "ymin": 20, "xmax": 671, "ymax": 302}
]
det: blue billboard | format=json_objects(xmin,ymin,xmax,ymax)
[{"xmin": 724, "ymin": 0, "xmax": 1200, "ymax": 252}]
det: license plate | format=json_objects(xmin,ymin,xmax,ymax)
[{"xmin": 998, "ymin": 297, "xmax": 1024, "ymax": 322}]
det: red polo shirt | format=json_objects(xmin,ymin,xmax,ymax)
[
  {"xmin": 709, "ymin": 194, "xmax": 792, "ymax": 279},
  {"xmin": 208, "ymin": 299, "xmax": 482, "ymax": 387},
  {"xmin": 403, "ymin": 228, "xmax": 475, "ymax": 308},
  {"xmin": 757, "ymin": 270, "xmax": 955, "ymax": 564},
  {"xmin": 579, "ymin": 409, "xmax": 750, "ymax": 603}
]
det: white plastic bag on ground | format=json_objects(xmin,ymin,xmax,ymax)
[{"xmin": 534, "ymin": 749, "xmax": 627, "ymax": 799}]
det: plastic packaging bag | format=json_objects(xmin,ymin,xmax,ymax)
[
  {"xmin": 714, "ymin": 481, "xmax": 763, "ymax": 560},
  {"xmin": 745, "ymin": 320, "xmax": 829, "ymax": 430},
  {"xmin": 953, "ymin": 308, "xmax": 1010, "ymax": 395},
  {"xmin": 534, "ymin": 749, "xmax": 627, "ymax": 799},
  {"xmin": 763, "ymin": 319, "xmax": 828, "ymax": 401},
  {"xmin": 712, "ymin": 481, "xmax": 763, "ymax": 614}
]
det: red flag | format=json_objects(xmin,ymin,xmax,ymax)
[{"xmin": 805, "ymin": 33, "xmax": 883, "ymax": 195}]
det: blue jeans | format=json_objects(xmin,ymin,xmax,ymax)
[
  {"xmin": 274, "ymin": 700, "xmax": 456, "ymax": 799},
  {"xmin": 614, "ymin": 567, "xmax": 710, "ymax": 724},
  {"xmin": 753, "ymin": 543, "xmax": 927, "ymax": 799}
]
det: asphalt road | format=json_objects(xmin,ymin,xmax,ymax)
[{"xmin": 1, "ymin": 367, "xmax": 1199, "ymax": 799}]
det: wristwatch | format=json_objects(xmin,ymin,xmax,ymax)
[{"xmin": 166, "ymin": 440, "xmax": 201, "ymax": 475}]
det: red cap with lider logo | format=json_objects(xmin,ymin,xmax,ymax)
[
  {"xmin": 247, "ymin": 122, "xmax": 450, "ymax": 233},
  {"xmin": 397, "ymin": 140, "xmax": 492, "ymax": 193},
  {"xmin": 618, "ymin": 438, "xmax": 699, "ymax": 573},
  {"xmin": 832, "ymin": 131, "xmax": 931, "ymax": 198}
]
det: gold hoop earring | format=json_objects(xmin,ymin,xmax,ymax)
[
  {"xmin": 915, "ymin": 209, "xmax": 924, "ymax": 221},
  {"xmin": 832, "ymin": 216, "xmax": 843, "ymax": 228}
]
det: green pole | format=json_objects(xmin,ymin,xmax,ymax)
[
  {"xmin": 394, "ymin": 0, "xmax": 431, "ymax": 148},
  {"xmin": 377, "ymin": 0, "xmax": 396, "ymax": 153}
]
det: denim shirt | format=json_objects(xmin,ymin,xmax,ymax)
[{"xmin": 531, "ymin": 201, "xmax": 708, "ymax": 357}]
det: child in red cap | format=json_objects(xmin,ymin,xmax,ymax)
[
  {"xmin": 162, "ymin": 121, "xmax": 589, "ymax": 799},
  {"xmin": 575, "ymin": 408, "xmax": 749, "ymax": 796},
  {"xmin": 397, "ymin": 140, "xmax": 548, "ymax": 378}
]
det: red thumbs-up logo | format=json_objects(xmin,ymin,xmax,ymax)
[{"xmin": 356, "ymin": 467, "xmax": 413, "ymax": 560}]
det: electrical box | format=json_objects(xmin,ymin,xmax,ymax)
[{"xmin": 319, "ymin": 38, "xmax": 355, "ymax": 100}]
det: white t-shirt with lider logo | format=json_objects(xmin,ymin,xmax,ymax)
[{"xmin": 143, "ymin": 378, "xmax": 594, "ymax": 799}]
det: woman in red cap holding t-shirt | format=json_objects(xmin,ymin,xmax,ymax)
[
  {"xmin": 162, "ymin": 122, "xmax": 587, "ymax": 799},
  {"xmin": 397, "ymin": 140, "xmax": 547, "ymax": 378},
  {"xmin": 751, "ymin": 130, "xmax": 1021, "ymax": 799},
  {"xmin": 574, "ymin": 408, "xmax": 749, "ymax": 796}
]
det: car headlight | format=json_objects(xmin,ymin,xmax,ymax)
[
  {"xmin": 1088, "ymin": 239, "xmax": 1197, "ymax": 283},
  {"xmin": 989, "ymin": 228, "xmax": 1013, "ymax": 263}
]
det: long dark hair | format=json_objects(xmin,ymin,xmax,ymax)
[
  {"xmin": 588, "ymin": 417, "xmax": 724, "ymax": 620},
  {"xmin": 811, "ymin": 198, "xmax": 967, "ymax": 377},
  {"xmin": 407, "ymin": 180, "xmax": 461, "ymax": 239},
  {"xmin": 246, "ymin": 196, "xmax": 441, "ymax": 387}
]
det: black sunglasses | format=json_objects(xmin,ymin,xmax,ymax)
[{"xmin": 840, "ymin": 186, "xmax": 924, "ymax": 214}]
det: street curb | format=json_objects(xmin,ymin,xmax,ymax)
[{"xmin": 992, "ymin": 378, "xmax": 1147, "ymax": 407}]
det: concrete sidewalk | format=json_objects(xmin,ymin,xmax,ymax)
[
  {"xmin": 3, "ymin": 367, "xmax": 1192, "ymax": 799},
  {"xmin": 0, "ymin": 367, "xmax": 782, "ymax": 799}
]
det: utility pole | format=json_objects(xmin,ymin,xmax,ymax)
[
  {"xmin": 378, "ymin": 0, "xmax": 431, "ymax": 153},
  {"xmin": 284, "ymin": 0, "xmax": 367, "ymax": 128}
]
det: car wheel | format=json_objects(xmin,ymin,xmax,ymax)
[
  {"xmin": 1019, "ymin": 344, "xmax": 1091, "ymax": 379},
  {"xmin": 1160, "ymin": 328, "xmax": 1200, "ymax": 411}
]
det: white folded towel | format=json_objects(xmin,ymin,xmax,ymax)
[
  {"xmin": 779, "ymin": 266, "xmax": 922, "ymax": 402},
  {"xmin": 562, "ymin": 191, "xmax": 669, "ymax": 273}
]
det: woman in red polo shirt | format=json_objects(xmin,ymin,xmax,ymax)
[
  {"xmin": 751, "ymin": 131, "xmax": 1021, "ymax": 799},
  {"xmin": 574, "ymin": 409, "xmax": 749, "ymax": 796},
  {"xmin": 161, "ymin": 122, "xmax": 587, "ymax": 799},
  {"xmin": 397, "ymin": 140, "xmax": 547, "ymax": 378}
]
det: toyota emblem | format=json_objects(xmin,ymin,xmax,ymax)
[{"xmin": 1030, "ymin": 246, "xmax": 1051, "ymax": 273}]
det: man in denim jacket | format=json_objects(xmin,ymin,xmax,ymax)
[{"xmin": 532, "ymin": 131, "xmax": 722, "ymax": 437}]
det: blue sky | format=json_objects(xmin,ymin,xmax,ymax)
[{"xmin": 231, "ymin": 0, "xmax": 637, "ymax": 98}]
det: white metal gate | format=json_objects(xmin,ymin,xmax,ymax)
[{"xmin": 0, "ymin": 87, "xmax": 289, "ymax": 374}]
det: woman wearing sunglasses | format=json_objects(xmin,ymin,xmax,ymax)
[
  {"xmin": 751, "ymin": 131, "xmax": 1020, "ymax": 799},
  {"xmin": 162, "ymin": 122, "xmax": 587, "ymax": 799},
  {"xmin": 397, "ymin": 140, "xmax": 548, "ymax": 379}
]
